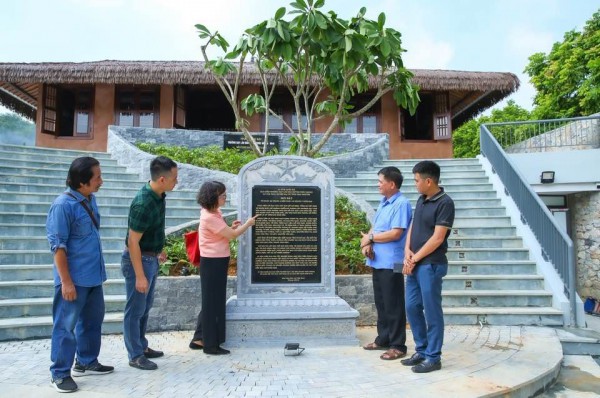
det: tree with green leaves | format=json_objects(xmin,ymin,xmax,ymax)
[
  {"xmin": 524, "ymin": 10, "xmax": 600, "ymax": 119},
  {"xmin": 452, "ymin": 100, "xmax": 531, "ymax": 158},
  {"xmin": 196, "ymin": 0, "xmax": 419, "ymax": 157}
]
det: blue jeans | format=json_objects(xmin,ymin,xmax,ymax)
[
  {"xmin": 50, "ymin": 284, "xmax": 105, "ymax": 379},
  {"xmin": 405, "ymin": 263, "xmax": 447, "ymax": 363},
  {"xmin": 121, "ymin": 252, "xmax": 158, "ymax": 360}
]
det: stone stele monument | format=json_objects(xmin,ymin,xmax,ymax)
[{"xmin": 226, "ymin": 155, "xmax": 359, "ymax": 345}]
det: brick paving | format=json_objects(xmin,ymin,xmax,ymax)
[{"xmin": 0, "ymin": 326, "xmax": 562, "ymax": 397}]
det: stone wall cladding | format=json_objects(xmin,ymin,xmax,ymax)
[
  {"xmin": 147, "ymin": 275, "xmax": 377, "ymax": 331},
  {"xmin": 571, "ymin": 191, "xmax": 600, "ymax": 300},
  {"xmin": 507, "ymin": 117, "xmax": 600, "ymax": 153},
  {"xmin": 108, "ymin": 127, "xmax": 237, "ymax": 193},
  {"xmin": 108, "ymin": 125, "xmax": 388, "ymax": 178}
]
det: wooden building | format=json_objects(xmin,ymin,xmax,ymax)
[{"xmin": 0, "ymin": 61, "xmax": 519, "ymax": 159}]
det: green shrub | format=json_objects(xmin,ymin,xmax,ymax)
[{"xmin": 137, "ymin": 143, "xmax": 258, "ymax": 174}]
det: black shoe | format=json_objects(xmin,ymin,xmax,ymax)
[
  {"xmin": 72, "ymin": 360, "xmax": 114, "ymax": 377},
  {"xmin": 401, "ymin": 352, "xmax": 425, "ymax": 366},
  {"xmin": 129, "ymin": 355, "xmax": 158, "ymax": 370},
  {"xmin": 51, "ymin": 376, "xmax": 78, "ymax": 393},
  {"xmin": 412, "ymin": 360, "xmax": 442, "ymax": 373},
  {"xmin": 189, "ymin": 341, "xmax": 204, "ymax": 350},
  {"xmin": 203, "ymin": 346, "xmax": 230, "ymax": 355},
  {"xmin": 144, "ymin": 347, "xmax": 164, "ymax": 358}
]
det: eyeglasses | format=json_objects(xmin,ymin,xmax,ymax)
[{"xmin": 219, "ymin": 193, "xmax": 227, "ymax": 198}]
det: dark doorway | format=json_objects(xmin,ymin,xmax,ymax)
[{"xmin": 186, "ymin": 88, "xmax": 235, "ymax": 131}]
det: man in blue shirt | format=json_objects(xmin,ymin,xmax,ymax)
[
  {"xmin": 46, "ymin": 157, "xmax": 114, "ymax": 393},
  {"xmin": 360, "ymin": 166, "xmax": 412, "ymax": 361},
  {"xmin": 402, "ymin": 160, "xmax": 455, "ymax": 373}
]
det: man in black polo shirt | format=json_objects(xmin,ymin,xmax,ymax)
[
  {"xmin": 122, "ymin": 156, "xmax": 178, "ymax": 371},
  {"xmin": 401, "ymin": 160, "xmax": 455, "ymax": 373}
]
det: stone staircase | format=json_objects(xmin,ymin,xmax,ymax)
[
  {"xmin": 0, "ymin": 144, "xmax": 206, "ymax": 341},
  {"xmin": 336, "ymin": 158, "xmax": 564, "ymax": 326}
]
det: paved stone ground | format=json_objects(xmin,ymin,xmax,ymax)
[{"xmin": 0, "ymin": 325, "xmax": 567, "ymax": 397}]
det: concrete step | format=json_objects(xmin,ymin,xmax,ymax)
[
  {"xmin": 443, "ymin": 274, "xmax": 543, "ymax": 290},
  {"xmin": 0, "ymin": 200, "xmax": 200, "ymax": 217},
  {"xmin": 1, "ymin": 168, "xmax": 142, "ymax": 182},
  {"xmin": 446, "ymin": 248, "xmax": 530, "ymax": 261},
  {"xmin": 3, "ymin": 175, "xmax": 151, "ymax": 189},
  {"xmin": 447, "ymin": 236, "xmax": 523, "ymax": 249},
  {"xmin": 0, "ymin": 249, "xmax": 124, "ymax": 265},
  {"xmin": 0, "ymin": 181, "xmax": 200, "ymax": 199},
  {"xmin": 453, "ymin": 217, "xmax": 512, "ymax": 228},
  {"xmin": 0, "ymin": 144, "xmax": 114, "ymax": 159},
  {"xmin": 0, "ymin": 279, "xmax": 125, "ymax": 299},
  {"xmin": 0, "ymin": 163, "xmax": 137, "ymax": 176},
  {"xmin": 0, "ymin": 311, "xmax": 123, "ymax": 341},
  {"xmin": 450, "ymin": 226, "xmax": 517, "ymax": 237},
  {"xmin": 378, "ymin": 158, "xmax": 481, "ymax": 167},
  {"xmin": 0, "ymin": 223, "xmax": 127, "ymax": 238},
  {"xmin": 0, "ymin": 264, "xmax": 124, "ymax": 281},
  {"xmin": 0, "ymin": 237, "xmax": 126, "ymax": 251},
  {"xmin": 555, "ymin": 327, "xmax": 600, "ymax": 356},
  {"xmin": 0, "ymin": 193, "xmax": 207, "ymax": 208},
  {"xmin": 339, "ymin": 189, "xmax": 499, "ymax": 199},
  {"xmin": 0, "ymin": 151, "xmax": 119, "ymax": 165},
  {"xmin": 0, "ymin": 212, "xmax": 197, "ymax": 226},
  {"xmin": 335, "ymin": 181, "xmax": 494, "ymax": 192},
  {"xmin": 443, "ymin": 307, "xmax": 564, "ymax": 326},
  {"xmin": 356, "ymin": 196, "xmax": 503, "ymax": 207},
  {"xmin": 447, "ymin": 261, "xmax": 537, "ymax": 275},
  {"xmin": 337, "ymin": 176, "xmax": 491, "ymax": 185},
  {"xmin": 0, "ymin": 295, "xmax": 126, "ymax": 318},
  {"xmin": 355, "ymin": 169, "xmax": 488, "ymax": 179},
  {"xmin": 362, "ymin": 205, "xmax": 507, "ymax": 217},
  {"xmin": 442, "ymin": 290, "xmax": 553, "ymax": 307},
  {"xmin": 0, "ymin": 156, "xmax": 119, "ymax": 171}
]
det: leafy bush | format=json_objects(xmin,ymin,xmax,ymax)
[
  {"xmin": 334, "ymin": 196, "xmax": 371, "ymax": 274},
  {"xmin": 137, "ymin": 143, "xmax": 258, "ymax": 174},
  {"xmin": 162, "ymin": 195, "xmax": 370, "ymax": 275}
]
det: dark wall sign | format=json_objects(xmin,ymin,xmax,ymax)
[
  {"xmin": 251, "ymin": 185, "xmax": 321, "ymax": 284},
  {"xmin": 223, "ymin": 133, "xmax": 279, "ymax": 152}
]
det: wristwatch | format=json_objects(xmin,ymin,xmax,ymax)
[{"xmin": 369, "ymin": 233, "xmax": 374, "ymax": 243}]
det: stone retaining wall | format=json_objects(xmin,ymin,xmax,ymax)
[
  {"xmin": 507, "ymin": 117, "xmax": 600, "ymax": 153},
  {"xmin": 108, "ymin": 125, "xmax": 388, "ymax": 178},
  {"xmin": 571, "ymin": 191, "xmax": 600, "ymax": 300},
  {"xmin": 148, "ymin": 275, "xmax": 376, "ymax": 332}
]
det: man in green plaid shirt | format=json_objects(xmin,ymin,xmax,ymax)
[{"xmin": 121, "ymin": 156, "xmax": 178, "ymax": 371}]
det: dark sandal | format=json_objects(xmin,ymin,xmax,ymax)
[
  {"xmin": 363, "ymin": 342, "xmax": 389, "ymax": 351},
  {"xmin": 380, "ymin": 348, "xmax": 407, "ymax": 360}
]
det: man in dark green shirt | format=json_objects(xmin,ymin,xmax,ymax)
[{"xmin": 122, "ymin": 156, "xmax": 178, "ymax": 371}]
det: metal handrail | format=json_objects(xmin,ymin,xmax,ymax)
[
  {"xmin": 485, "ymin": 115, "xmax": 600, "ymax": 153},
  {"xmin": 480, "ymin": 124, "xmax": 577, "ymax": 326}
]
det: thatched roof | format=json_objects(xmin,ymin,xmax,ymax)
[{"xmin": 0, "ymin": 60, "xmax": 519, "ymax": 124}]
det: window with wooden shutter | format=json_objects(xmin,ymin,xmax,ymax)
[
  {"xmin": 42, "ymin": 84, "xmax": 58, "ymax": 136},
  {"xmin": 115, "ymin": 86, "xmax": 159, "ymax": 128},
  {"xmin": 433, "ymin": 93, "xmax": 451, "ymax": 140},
  {"xmin": 175, "ymin": 85, "xmax": 186, "ymax": 128}
]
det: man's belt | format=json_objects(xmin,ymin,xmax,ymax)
[{"xmin": 124, "ymin": 247, "xmax": 158, "ymax": 257}]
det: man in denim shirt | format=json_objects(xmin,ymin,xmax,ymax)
[
  {"xmin": 46, "ymin": 157, "xmax": 114, "ymax": 393},
  {"xmin": 122, "ymin": 156, "xmax": 178, "ymax": 371},
  {"xmin": 360, "ymin": 166, "xmax": 412, "ymax": 361}
]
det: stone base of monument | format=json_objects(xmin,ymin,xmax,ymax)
[{"xmin": 225, "ymin": 296, "xmax": 360, "ymax": 346}]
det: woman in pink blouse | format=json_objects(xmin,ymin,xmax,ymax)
[{"xmin": 189, "ymin": 181, "xmax": 257, "ymax": 355}]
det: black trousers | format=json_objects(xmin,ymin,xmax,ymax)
[
  {"xmin": 372, "ymin": 268, "xmax": 407, "ymax": 351},
  {"xmin": 194, "ymin": 256, "xmax": 229, "ymax": 350}
]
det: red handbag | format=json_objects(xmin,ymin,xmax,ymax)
[{"xmin": 184, "ymin": 230, "xmax": 200, "ymax": 267}]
